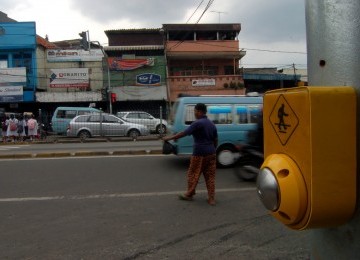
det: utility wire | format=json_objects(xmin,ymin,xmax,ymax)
[
  {"xmin": 186, "ymin": 0, "xmax": 205, "ymax": 23},
  {"xmin": 170, "ymin": 0, "xmax": 215, "ymax": 50},
  {"xmin": 195, "ymin": 0, "xmax": 215, "ymax": 23}
]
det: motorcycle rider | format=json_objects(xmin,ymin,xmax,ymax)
[{"xmin": 234, "ymin": 109, "xmax": 264, "ymax": 181}]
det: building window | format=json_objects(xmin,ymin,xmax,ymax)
[
  {"xmin": 12, "ymin": 52, "xmax": 34, "ymax": 90},
  {"xmin": 13, "ymin": 53, "xmax": 32, "ymax": 73},
  {"xmin": 0, "ymin": 54, "xmax": 8, "ymax": 68},
  {"xmin": 224, "ymin": 66, "xmax": 235, "ymax": 75}
]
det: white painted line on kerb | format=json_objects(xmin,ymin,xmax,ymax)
[
  {"xmin": 0, "ymin": 154, "xmax": 165, "ymax": 161},
  {"xmin": 0, "ymin": 146, "xmax": 26, "ymax": 151},
  {"xmin": 0, "ymin": 188, "xmax": 256, "ymax": 203}
]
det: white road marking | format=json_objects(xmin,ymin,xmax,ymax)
[
  {"xmin": 0, "ymin": 188, "xmax": 256, "ymax": 203},
  {"xmin": 0, "ymin": 145, "xmax": 29, "ymax": 151}
]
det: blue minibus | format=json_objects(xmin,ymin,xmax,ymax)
[{"xmin": 166, "ymin": 95, "xmax": 263, "ymax": 167}]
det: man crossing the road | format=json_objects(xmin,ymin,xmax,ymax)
[{"xmin": 162, "ymin": 103, "xmax": 218, "ymax": 206}]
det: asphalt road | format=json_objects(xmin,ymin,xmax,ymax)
[{"xmin": 0, "ymin": 155, "xmax": 310, "ymax": 259}]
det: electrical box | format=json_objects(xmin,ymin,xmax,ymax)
[{"xmin": 257, "ymin": 86, "xmax": 356, "ymax": 230}]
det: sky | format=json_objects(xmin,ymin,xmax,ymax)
[{"xmin": 2, "ymin": 0, "xmax": 307, "ymax": 70}]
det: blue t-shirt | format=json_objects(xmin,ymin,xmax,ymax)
[{"xmin": 184, "ymin": 115, "xmax": 218, "ymax": 156}]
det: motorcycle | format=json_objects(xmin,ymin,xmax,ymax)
[{"xmin": 233, "ymin": 144, "xmax": 264, "ymax": 181}]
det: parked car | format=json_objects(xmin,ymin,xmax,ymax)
[
  {"xmin": 116, "ymin": 111, "xmax": 167, "ymax": 134},
  {"xmin": 51, "ymin": 106, "xmax": 101, "ymax": 135},
  {"xmin": 66, "ymin": 113, "xmax": 150, "ymax": 140}
]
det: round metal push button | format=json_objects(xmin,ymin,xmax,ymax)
[{"xmin": 257, "ymin": 167, "xmax": 279, "ymax": 211}]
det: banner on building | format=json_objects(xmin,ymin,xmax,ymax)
[
  {"xmin": 0, "ymin": 67, "xmax": 26, "ymax": 86},
  {"xmin": 49, "ymin": 68, "xmax": 89, "ymax": 88},
  {"xmin": 108, "ymin": 58, "xmax": 154, "ymax": 71},
  {"xmin": 192, "ymin": 78, "xmax": 216, "ymax": 87},
  {"xmin": 136, "ymin": 73, "xmax": 161, "ymax": 86},
  {"xmin": 0, "ymin": 86, "xmax": 23, "ymax": 102},
  {"xmin": 47, "ymin": 49, "xmax": 104, "ymax": 62},
  {"xmin": 0, "ymin": 67, "xmax": 26, "ymax": 102}
]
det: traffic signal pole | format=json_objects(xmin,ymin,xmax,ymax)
[
  {"xmin": 305, "ymin": 0, "xmax": 360, "ymax": 258},
  {"xmin": 91, "ymin": 40, "xmax": 112, "ymax": 114}
]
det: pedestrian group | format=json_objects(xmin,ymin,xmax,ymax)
[{"xmin": 1, "ymin": 113, "xmax": 38, "ymax": 143}]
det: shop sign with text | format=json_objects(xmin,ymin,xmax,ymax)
[{"xmin": 49, "ymin": 68, "xmax": 89, "ymax": 88}]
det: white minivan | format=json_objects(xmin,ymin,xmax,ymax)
[{"xmin": 116, "ymin": 111, "xmax": 167, "ymax": 134}]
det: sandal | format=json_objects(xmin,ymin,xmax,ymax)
[{"xmin": 178, "ymin": 194, "xmax": 193, "ymax": 201}]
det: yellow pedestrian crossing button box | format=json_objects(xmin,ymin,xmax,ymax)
[{"xmin": 257, "ymin": 86, "xmax": 356, "ymax": 230}]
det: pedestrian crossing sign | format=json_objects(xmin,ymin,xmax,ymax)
[{"xmin": 269, "ymin": 94, "xmax": 299, "ymax": 146}]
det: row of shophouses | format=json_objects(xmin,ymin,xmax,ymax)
[{"xmin": 0, "ymin": 19, "xmax": 304, "ymax": 120}]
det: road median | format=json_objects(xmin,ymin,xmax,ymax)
[{"xmin": 0, "ymin": 149, "xmax": 163, "ymax": 159}]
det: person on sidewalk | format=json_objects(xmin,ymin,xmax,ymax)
[
  {"xmin": 27, "ymin": 114, "xmax": 38, "ymax": 141},
  {"xmin": 162, "ymin": 103, "xmax": 218, "ymax": 206},
  {"xmin": 1, "ymin": 115, "xmax": 8, "ymax": 143},
  {"xmin": 6, "ymin": 114, "xmax": 18, "ymax": 143},
  {"xmin": 17, "ymin": 115, "xmax": 26, "ymax": 142}
]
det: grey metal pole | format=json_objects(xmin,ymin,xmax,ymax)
[
  {"xmin": 107, "ymin": 65, "xmax": 112, "ymax": 114},
  {"xmin": 93, "ymin": 41, "xmax": 112, "ymax": 114},
  {"xmin": 87, "ymin": 30, "xmax": 90, "ymax": 51},
  {"xmin": 99, "ymin": 109, "xmax": 103, "ymax": 137},
  {"xmin": 306, "ymin": 0, "xmax": 360, "ymax": 258},
  {"xmin": 159, "ymin": 106, "xmax": 163, "ymax": 136}
]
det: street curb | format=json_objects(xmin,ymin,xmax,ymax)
[
  {"xmin": 0, "ymin": 149, "xmax": 163, "ymax": 159},
  {"xmin": 0, "ymin": 135, "xmax": 162, "ymax": 146}
]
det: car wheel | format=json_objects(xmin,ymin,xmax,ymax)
[
  {"xmin": 128, "ymin": 129, "xmax": 140, "ymax": 140},
  {"xmin": 78, "ymin": 130, "xmax": 91, "ymax": 141},
  {"xmin": 216, "ymin": 145, "xmax": 238, "ymax": 168},
  {"xmin": 156, "ymin": 124, "xmax": 167, "ymax": 134}
]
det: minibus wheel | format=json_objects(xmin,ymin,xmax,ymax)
[{"xmin": 216, "ymin": 145, "xmax": 237, "ymax": 168}]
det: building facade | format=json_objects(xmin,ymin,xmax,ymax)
[
  {"xmin": 104, "ymin": 29, "xmax": 168, "ymax": 117},
  {"xmin": 163, "ymin": 23, "xmax": 246, "ymax": 101},
  {"xmin": 35, "ymin": 37, "xmax": 106, "ymax": 110},
  {"xmin": 0, "ymin": 14, "xmax": 304, "ymax": 119},
  {"xmin": 0, "ymin": 22, "xmax": 37, "ymax": 111}
]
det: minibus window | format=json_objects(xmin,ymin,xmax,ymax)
[
  {"xmin": 248, "ymin": 105, "xmax": 262, "ymax": 123},
  {"xmin": 78, "ymin": 110, "xmax": 94, "ymax": 116},
  {"xmin": 170, "ymin": 101, "xmax": 179, "ymax": 124},
  {"xmin": 235, "ymin": 106, "xmax": 248, "ymax": 124},
  {"xmin": 56, "ymin": 110, "xmax": 66, "ymax": 119},
  {"xmin": 64, "ymin": 110, "xmax": 77, "ymax": 119},
  {"xmin": 208, "ymin": 105, "xmax": 232, "ymax": 124},
  {"xmin": 184, "ymin": 105, "xmax": 196, "ymax": 125}
]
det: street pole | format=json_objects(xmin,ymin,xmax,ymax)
[
  {"xmin": 107, "ymin": 62, "xmax": 112, "ymax": 114},
  {"xmin": 306, "ymin": 0, "xmax": 360, "ymax": 258},
  {"xmin": 160, "ymin": 28, "xmax": 172, "ymax": 119},
  {"xmin": 87, "ymin": 30, "xmax": 90, "ymax": 51},
  {"xmin": 92, "ymin": 41, "xmax": 112, "ymax": 114}
]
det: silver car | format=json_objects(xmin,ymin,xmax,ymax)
[
  {"xmin": 116, "ymin": 111, "xmax": 167, "ymax": 134},
  {"xmin": 67, "ymin": 113, "xmax": 149, "ymax": 140}
]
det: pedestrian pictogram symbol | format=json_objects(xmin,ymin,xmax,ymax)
[
  {"xmin": 269, "ymin": 95, "xmax": 299, "ymax": 145},
  {"xmin": 276, "ymin": 103, "xmax": 290, "ymax": 133}
]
